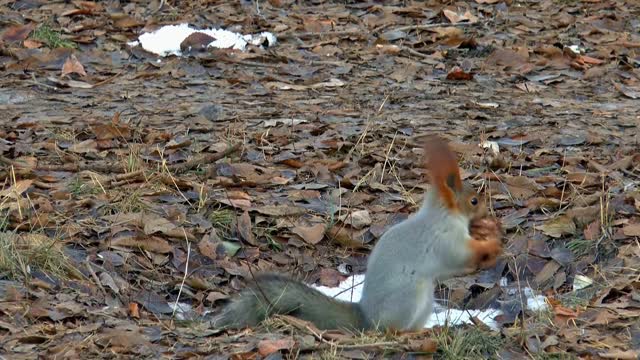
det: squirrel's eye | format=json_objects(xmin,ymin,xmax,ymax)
[{"xmin": 470, "ymin": 197, "xmax": 478, "ymax": 206}]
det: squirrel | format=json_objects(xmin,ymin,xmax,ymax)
[{"xmin": 213, "ymin": 136, "xmax": 503, "ymax": 332}]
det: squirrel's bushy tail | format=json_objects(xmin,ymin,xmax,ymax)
[{"xmin": 213, "ymin": 273, "xmax": 370, "ymax": 331}]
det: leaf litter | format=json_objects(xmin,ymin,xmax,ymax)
[{"xmin": 1, "ymin": 0, "xmax": 640, "ymax": 358}]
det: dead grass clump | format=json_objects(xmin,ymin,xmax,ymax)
[
  {"xmin": 435, "ymin": 326, "xmax": 504, "ymax": 360},
  {"xmin": 0, "ymin": 231, "xmax": 76, "ymax": 280}
]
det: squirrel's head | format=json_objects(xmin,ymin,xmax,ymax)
[{"xmin": 423, "ymin": 136, "xmax": 487, "ymax": 221}]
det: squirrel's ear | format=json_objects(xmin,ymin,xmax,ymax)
[{"xmin": 424, "ymin": 136, "xmax": 463, "ymax": 210}]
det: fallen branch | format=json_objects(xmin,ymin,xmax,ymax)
[
  {"xmin": 109, "ymin": 170, "xmax": 145, "ymax": 187},
  {"xmin": 401, "ymin": 45, "xmax": 434, "ymax": 60},
  {"xmin": 282, "ymin": 21, "xmax": 474, "ymax": 40},
  {"xmin": 387, "ymin": 21, "xmax": 473, "ymax": 34},
  {"xmin": 37, "ymin": 162, "xmax": 126, "ymax": 174},
  {"xmin": 280, "ymin": 29, "xmax": 364, "ymax": 39},
  {"xmin": 169, "ymin": 142, "xmax": 242, "ymax": 173}
]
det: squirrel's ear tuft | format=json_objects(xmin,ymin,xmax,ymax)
[{"xmin": 424, "ymin": 136, "xmax": 463, "ymax": 210}]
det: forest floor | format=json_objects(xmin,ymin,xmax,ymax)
[{"xmin": 1, "ymin": 0, "xmax": 639, "ymax": 359}]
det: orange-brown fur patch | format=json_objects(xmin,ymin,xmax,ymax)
[
  {"xmin": 423, "ymin": 136, "xmax": 462, "ymax": 212},
  {"xmin": 467, "ymin": 217, "xmax": 503, "ymax": 269}
]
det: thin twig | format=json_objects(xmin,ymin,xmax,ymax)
[
  {"xmin": 0, "ymin": 156, "xmax": 18, "ymax": 167},
  {"xmin": 93, "ymin": 69, "xmax": 126, "ymax": 87},
  {"xmin": 169, "ymin": 142, "xmax": 241, "ymax": 173},
  {"xmin": 279, "ymin": 29, "xmax": 363, "ymax": 39},
  {"xmin": 172, "ymin": 228, "xmax": 191, "ymax": 321},
  {"xmin": 388, "ymin": 22, "xmax": 473, "ymax": 33},
  {"xmin": 84, "ymin": 261, "xmax": 106, "ymax": 295},
  {"xmin": 282, "ymin": 22, "xmax": 473, "ymax": 39},
  {"xmin": 108, "ymin": 170, "xmax": 145, "ymax": 187},
  {"xmin": 401, "ymin": 45, "xmax": 434, "ymax": 60}
]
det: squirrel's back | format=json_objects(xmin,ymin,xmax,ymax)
[{"xmin": 358, "ymin": 190, "xmax": 471, "ymax": 330}]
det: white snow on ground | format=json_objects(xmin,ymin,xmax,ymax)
[
  {"xmin": 127, "ymin": 23, "xmax": 277, "ymax": 57},
  {"xmin": 313, "ymin": 274, "xmax": 549, "ymax": 330}
]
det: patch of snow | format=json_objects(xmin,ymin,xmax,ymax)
[
  {"xmin": 314, "ymin": 274, "xmax": 365, "ymax": 303},
  {"xmin": 572, "ymin": 274, "xmax": 594, "ymax": 291},
  {"xmin": 263, "ymin": 118, "xmax": 308, "ymax": 127},
  {"xmin": 170, "ymin": 302, "xmax": 193, "ymax": 320},
  {"xmin": 127, "ymin": 23, "xmax": 277, "ymax": 57},
  {"xmin": 312, "ymin": 274, "xmax": 549, "ymax": 330},
  {"xmin": 567, "ymin": 45, "xmax": 583, "ymax": 54},
  {"xmin": 480, "ymin": 140, "xmax": 500, "ymax": 155},
  {"xmin": 427, "ymin": 304, "xmax": 502, "ymax": 330},
  {"xmin": 523, "ymin": 287, "xmax": 549, "ymax": 311}
]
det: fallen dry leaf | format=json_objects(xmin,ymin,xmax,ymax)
[
  {"xmin": 109, "ymin": 235, "xmax": 173, "ymax": 254},
  {"xmin": 443, "ymin": 9, "xmax": 478, "ymax": 24},
  {"xmin": 338, "ymin": 210, "xmax": 371, "ymax": 230},
  {"xmin": 622, "ymin": 223, "xmax": 640, "ymax": 237},
  {"xmin": 3, "ymin": 23, "xmax": 35, "ymax": 42},
  {"xmin": 536, "ymin": 216, "xmax": 576, "ymax": 238},
  {"xmin": 61, "ymin": 54, "xmax": 87, "ymax": 77},
  {"xmin": 257, "ymin": 337, "xmax": 295, "ymax": 356},
  {"xmin": 291, "ymin": 223, "xmax": 325, "ymax": 245}
]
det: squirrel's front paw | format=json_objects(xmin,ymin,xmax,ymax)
[{"xmin": 468, "ymin": 217, "xmax": 503, "ymax": 269}]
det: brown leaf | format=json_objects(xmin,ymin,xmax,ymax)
[
  {"xmin": 504, "ymin": 176, "xmax": 541, "ymax": 200},
  {"xmin": 442, "ymin": 9, "xmax": 478, "ymax": 24},
  {"xmin": 338, "ymin": 210, "xmax": 371, "ymax": 230},
  {"xmin": 206, "ymin": 291, "xmax": 229, "ymax": 304},
  {"xmin": 446, "ymin": 66, "xmax": 474, "ymax": 81},
  {"xmin": 46, "ymin": 76, "xmax": 93, "ymax": 89},
  {"xmin": 598, "ymin": 350, "xmax": 640, "ymax": 359},
  {"xmin": 534, "ymin": 260, "xmax": 561, "ymax": 288},
  {"xmin": 327, "ymin": 225, "xmax": 370, "ymax": 249},
  {"xmin": 69, "ymin": 139, "xmax": 98, "ymax": 153},
  {"xmin": 61, "ymin": 54, "xmax": 87, "ymax": 77},
  {"xmin": 291, "ymin": 223, "xmax": 325, "ymax": 245},
  {"xmin": 0, "ymin": 180, "xmax": 33, "ymax": 199},
  {"xmin": 92, "ymin": 121, "xmax": 132, "ymax": 141},
  {"xmin": 134, "ymin": 289, "xmax": 173, "ymax": 314},
  {"xmin": 622, "ymin": 223, "xmax": 640, "ymax": 237},
  {"xmin": 525, "ymin": 197, "xmax": 562, "ymax": 210},
  {"xmin": 567, "ymin": 205, "xmax": 600, "ymax": 226},
  {"xmin": 23, "ymin": 39, "xmax": 42, "ymax": 49},
  {"xmin": 501, "ymin": 208, "xmax": 530, "ymax": 230},
  {"xmin": 8, "ymin": 156, "xmax": 37, "ymax": 175},
  {"xmin": 180, "ymin": 32, "xmax": 215, "ymax": 52},
  {"xmin": 536, "ymin": 216, "xmax": 576, "ymax": 238},
  {"xmin": 566, "ymin": 172, "xmax": 600, "ymax": 187},
  {"xmin": 110, "ymin": 235, "xmax": 173, "ymax": 254},
  {"xmin": 613, "ymin": 82, "xmax": 640, "ymax": 99},
  {"xmin": 128, "ymin": 302, "xmax": 140, "ymax": 319},
  {"xmin": 553, "ymin": 304, "xmax": 578, "ymax": 317},
  {"xmin": 318, "ymin": 268, "xmax": 344, "ymax": 287},
  {"xmin": 583, "ymin": 65, "xmax": 607, "ymax": 79},
  {"xmin": 407, "ymin": 338, "xmax": 438, "ymax": 353},
  {"xmin": 2, "ymin": 23, "xmax": 35, "ymax": 42},
  {"xmin": 61, "ymin": 1, "xmax": 103, "ymax": 16},
  {"xmin": 257, "ymin": 337, "xmax": 295, "ymax": 356},
  {"xmin": 238, "ymin": 210, "xmax": 256, "ymax": 245},
  {"xmin": 114, "ymin": 16, "xmax": 144, "ymax": 29},
  {"xmin": 219, "ymin": 198, "xmax": 252, "ymax": 209},
  {"xmin": 97, "ymin": 328, "xmax": 152, "ymax": 350},
  {"xmin": 143, "ymin": 216, "xmax": 177, "ymax": 236},
  {"xmin": 609, "ymin": 154, "xmax": 639, "ymax": 171},
  {"xmin": 99, "ymin": 272, "xmax": 119, "ymax": 293},
  {"xmin": 253, "ymin": 205, "xmax": 306, "ymax": 217},
  {"xmin": 198, "ymin": 231, "xmax": 221, "ymax": 260},
  {"xmin": 486, "ymin": 48, "xmax": 530, "ymax": 69},
  {"xmin": 584, "ymin": 219, "xmax": 601, "ymax": 240}
]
